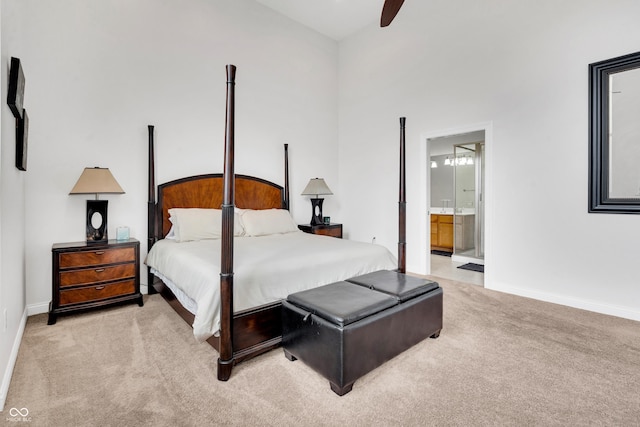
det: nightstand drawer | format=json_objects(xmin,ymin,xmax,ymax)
[
  {"xmin": 314, "ymin": 227, "xmax": 342, "ymax": 238},
  {"xmin": 298, "ymin": 223, "xmax": 343, "ymax": 238},
  {"xmin": 59, "ymin": 263, "xmax": 136, "ymax": 287},
  {"xmin": 59, "ymin": 279, "xmax": 136, "ymax": 306},
  {"xmin": 59, "ymin": 247, "xmax": 135, "ymax": 269}
]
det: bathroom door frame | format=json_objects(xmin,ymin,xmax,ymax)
[{"xmin": 419, "ymin": 122, "xmax": 493, "ymax": 286}]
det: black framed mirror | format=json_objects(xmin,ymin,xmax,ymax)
[{"xmin": 589, "ymin": 51, "xmax": 640, "ymax": 213}]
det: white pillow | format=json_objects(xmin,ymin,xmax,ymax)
[
  {"xmin": 240, "ymin": 209, "xmax": 299, "ymax": 237},
  {"xmin": 168, "ymin": 208, "xmax": 245, "ymax": 242}
]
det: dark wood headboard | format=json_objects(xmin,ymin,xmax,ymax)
[
  {"xmin": 156, "ymin": 174, "xmax": 286, "ymax": 237},
  {"xmin": 147, "ymin": 120, "xmax": 290, "ymax": 246}
]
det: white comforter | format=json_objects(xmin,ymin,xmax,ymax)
[{"xmin": 145, "ymin": 231, "xmax": 397, "ymax": 341}]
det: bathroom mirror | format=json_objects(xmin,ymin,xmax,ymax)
[{"xmin": 589, "ymin": 51, "xmax": 640, "ymax": 213}]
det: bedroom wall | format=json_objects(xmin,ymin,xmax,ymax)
[
  {"xmin": 338, "ymin": 0, "xmax": 640, "ymax": 320},
  {"xmin": 0, "ymin": 0, "xmax": 28, "ymax": 410},
  {"xmin": 11, "ymin": 0, "xmax": 339, "ymax": 314}
]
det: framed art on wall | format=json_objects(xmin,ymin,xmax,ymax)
[
  {"xmin": 7, "ymin": 57, "xmax": 25, "ymax": 120},
  {"xmin": 589, "ymin": 50, "xmax": 640, "ymax": 213},
  {"xmin": 16, "ymin": 108, "xmax": 28, "ymax": 171}
]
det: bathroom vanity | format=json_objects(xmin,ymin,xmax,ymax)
[
  {"xmin": 430, "ymin": 211, "xmax": 475, "ymax": 253},
  {"xmin": 431, "ymin": 213, "xmax": 453, "ymax": 252}
]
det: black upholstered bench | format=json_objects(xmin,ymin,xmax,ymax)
[{"xmin": 282, "ymin": 270, "xmax": 443, "ymax": 395}]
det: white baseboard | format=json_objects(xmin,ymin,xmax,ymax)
[
  {"xmin": 27, "ymin": 302, "xmax": 49, "ymax": 316},
  {"xmin": 487, "ymin": 281, "xmax": 640, "ymax": 322},
  {"xmin": 0, "ymin": 307, "xmax": 28, "ymax": 412}
]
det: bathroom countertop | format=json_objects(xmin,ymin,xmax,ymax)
[{"xmin": 430, "ymin": 209, "xmax": 475, "ymax": 216}]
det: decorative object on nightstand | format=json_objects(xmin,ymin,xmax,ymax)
[
  {"xmin": 301, "ymin": 178, "xmax": 333, "ymax": 226},
  {"xmin": 48, "ymin": 238, "xmax": 143, "ymax": 325},
  {"xmin": 69, "ymin": 167, "xmax": 125, "ymax": 243},
  {"xmin": 298, "ymin": 223, "xmax": 343, "ymax": 238},
  {"xmin": 116, "ymin": 226, "xmax": 130, "ymax": 241}
]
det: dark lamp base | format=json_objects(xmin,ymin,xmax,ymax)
[
  {"xmin": 310, "ymin": 198, "xmax": 324, "ymax": 226},
  {"xmin": 86, "ymin": 200, "xmax": 108, "ymax": 243}
]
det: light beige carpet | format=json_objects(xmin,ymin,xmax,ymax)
[{"xmin": 3, "ymin": 277, "xmax": 640, "ymax": 426}]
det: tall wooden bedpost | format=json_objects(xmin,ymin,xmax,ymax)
[
  {"xmin": 147, "ymin": 124, "xmax": 157, "ymax": 294},
  {"xmin": 398, "ymin": 117, "xmax": 407, "ymax": 274},
  {"xmin": 218, "ymin": 64, "xmax": 237, "ymax": 381}
]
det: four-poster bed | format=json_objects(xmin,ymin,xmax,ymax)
[{"xmin": 146, "ymin": 64, "xmax": 410, "ymax": 381}]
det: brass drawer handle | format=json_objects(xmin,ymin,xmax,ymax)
[
  {"xmin": 95, "ymin": 269, "xmax": 105, "ymax": 273},
  {"xmin": 94, "ymin": 251, "xmax": 105, "ymax": 255},
  {"xmin": 95, "ymin": 286, "xmax": 105, "ymax": 290}
]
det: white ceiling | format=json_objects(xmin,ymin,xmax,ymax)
[{"xmin": 254, "ymin": 0, "xmax": 385, "ymax": 41}]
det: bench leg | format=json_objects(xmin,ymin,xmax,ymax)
[
  {"xmin": 284, "ymin": 349, "xmax": 297, "ymax": 361},
  {"xmin": 430, "ymin": 329, "xmax": 441, "ymax": 339},
  {"xmin": 330, "ymin": 381, "xmax": 354, "ymax": 396}
]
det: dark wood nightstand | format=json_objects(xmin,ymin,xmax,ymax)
[
  {"xmin": 298, "ymin": 223, "xmax": 343, "ymax": 238},
  {"xmin": 48, "ymin": 238, "xmax": 143, "ymax": 325}
]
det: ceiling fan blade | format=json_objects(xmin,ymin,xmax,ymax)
[{"xmin": 380, "ymin": 0, "xmax": 405, "ymax": 27}]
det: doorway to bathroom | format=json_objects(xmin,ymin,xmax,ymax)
[{"xmin": 427, "ymin": 130, "xmax": 485, "ymax": 285}]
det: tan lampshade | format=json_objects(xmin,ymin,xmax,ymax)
[
  {"xmin": 301, "ymin": 178, "xmax": 333, "ymax": 197},
  {"xmin": 69, "ymin": 167, "xmax": 125, "ymax": 195}
]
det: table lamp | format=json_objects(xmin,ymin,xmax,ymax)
[
  {"xmin": 301, "ymin": 178, "xmax": 333, "ymax": 226},
  {"xmin": 69, "ymin": 167, "xmax": 125, "ymax": 243}
]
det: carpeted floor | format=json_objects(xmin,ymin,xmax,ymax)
[{"xmin": 3, "ymin": 277, "xmax": 640, "ymax": 426}]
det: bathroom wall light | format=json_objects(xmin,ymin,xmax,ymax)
[{"xmin": 431, "ymin": 160, "xmax": 438, "ymax": 168}]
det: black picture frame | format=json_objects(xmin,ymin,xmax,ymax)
[
  {"xmin": 589, "ymin": 50, "xmax": 640, "ymax": 213},
  {"xmin": 15, "ymin": 108, "xmax": 28, "ymax": 171},
  {"xmin": 7, "ymin": 57, "xmax": 25, "ymax": 120}
]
